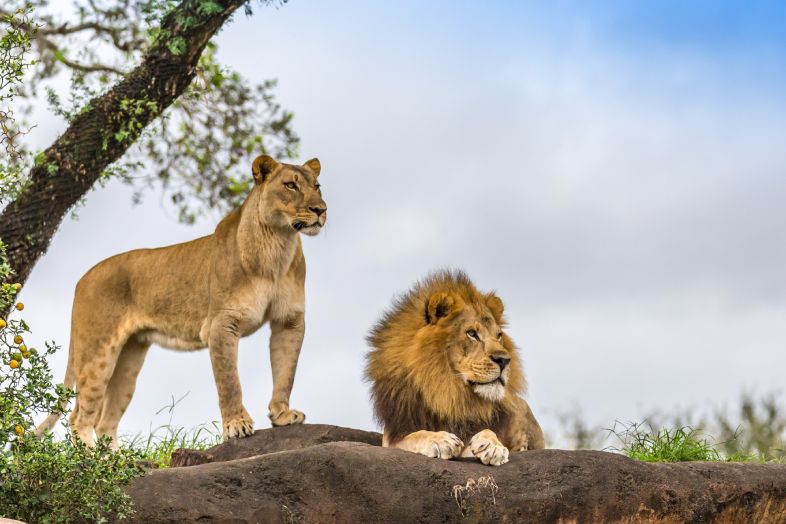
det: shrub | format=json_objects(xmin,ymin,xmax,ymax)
[{"xmin": 0, "ymin": 435, "xmax": 142, "ymax": 523}]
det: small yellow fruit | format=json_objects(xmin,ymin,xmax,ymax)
[
  {"xmin": 28, "ymin": 347, "xmax": 37, "ymax": 356},
  {"xmin": 15, "ymin": 303, "xmax": 24, "ymax": 311},
  {"xmin": 12, "ymin": 283, "xmax": 21, "ymax": 291},
  {"xmin": 13, "ymin": 335, "xmax": 23, "ymax": 344},
  {"xmin": 0, "ymin": 319, "xmax": 5, "ymax": 329},
  {"xmin": 21, "ymin": 351, "xmax": 30, "ymax": 359},
  {"xmin": 15, "ymin": 425, "xmax": 24, "ymax": 436},
  {"xmin": 12, "ymin": 352, "xmax": 22, "ymax": 362},
  {"xmin": 9, "ymin": 359, "xmax": 20, "ymax": 369},
  {"xmin": 19, "ymin": 344, "xmax": 26, "ymax": 352}
]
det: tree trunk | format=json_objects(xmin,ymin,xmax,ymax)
[{"xmin": 0, "ymin": 0, "xmax": 249, "ymax": 316}]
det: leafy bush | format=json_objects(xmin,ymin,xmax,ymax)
[
  {"xmin": 0, "ymin": 435, "xmax": 142, "ymax": 523},
  {"xmin": 1, "ymin": 3, "xmax": 38, "ymax": 198},
  {"xmin": 0, "ymin": 239, "xmax": 67, "ymax": 451}
]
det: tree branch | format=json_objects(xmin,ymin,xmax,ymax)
[{"xmin": 35, "ymin": 34, "xmax": 127, "ymax": 75}]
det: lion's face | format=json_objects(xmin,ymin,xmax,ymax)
[
  {"xmin": 426, "ymin": 292, "xmax": 514, "ymax": 403},
  {"xmin": 251, "ymin": 155, "xmax": 327, "ymax": 236}
]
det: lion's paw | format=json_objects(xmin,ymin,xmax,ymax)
[
  {"xmin": 269, "ymin": 408, "xmax": 306, "ymax": 426},
  {"xmin": 419, "ymin": 431, "xmax": 464, "ymax": 460},
  {"xmin": 223, "ymin": 412, "xmax": 255, "ymax": 440},
  {"xmin": 470, "ymin": 430, "xmax": 510, "ymax": 466}
]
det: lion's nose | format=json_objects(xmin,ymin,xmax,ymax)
[
  {"xmin": 310, "ymin": 206, "xmax": 326, "ymax": 217},
  {"xmin": 491, "ymin": 355, "xmax": 510, "ymax": 371}
]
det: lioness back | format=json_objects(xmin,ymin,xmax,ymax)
[{"xmin": 73, "ymin": 234, "xmax": 217, "ymax": 349}]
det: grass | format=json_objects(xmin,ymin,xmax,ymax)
[
  {"xmin": 610, "ymin": 421, "xmax": 722, "ymax": 462},
  {"xmin": 606, "ymin": 420, "xmax": 786, "ymax": 463},
  {"xmin": 120, "ymin": 393, "xmax": 222, "ymax": 467},
  {"xmin": 122, "ymin": 421, "xmax": 222, "ymax": 468}
]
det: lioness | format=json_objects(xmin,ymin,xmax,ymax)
[
  {"xmin": 36, "ymin": 155, "xmax": 326, "ymax": 445},
  {"xmin": 366, "ymin": 270, "xmax": 544, "ymax": 466}
]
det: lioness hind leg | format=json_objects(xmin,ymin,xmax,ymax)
[
  {"xmin": 267, "ymin": 315, "xmax": 306, "ymax": 426},
  {"xmin": 69, "ymin": 332, "xmax": 127, "ymax": 446},
  {"xmin": 95, "ymin": 335, "xmax": 150, "ymax": 448}
]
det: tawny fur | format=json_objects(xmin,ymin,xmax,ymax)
[
  {"xmin": 365, "ymin": 270, "xmax": 544, "ymax": 465},
  {"xmin": 36, "ymin": 155, "xmax": 327, "ymax": 445}
]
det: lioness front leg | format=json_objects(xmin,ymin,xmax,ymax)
[
  {"xmin": 387, "ymin": 430, "xmax": 464, "ymax": 460},
  {"xmin": 267, "ymin": 314, "xmax": 306, "ymax": 426},
  {"xmin": 209, "ymin": 316, "xmax": 254, "ymax": 439},
  {"xmin": 463, "ymin": 429, "xmax": 510, "ymax": 466}
]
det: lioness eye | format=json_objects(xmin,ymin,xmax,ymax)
[
  {"xmin": 466, "ymin": 329, "xmax": 480, "ymax": 341},
  {"xmin": 497, "ymin": 332, "xmax": 503, "ymax": 341},
  {"xmin": 284, "ymin": 182, "xmax": 297, "ymax": 190},
  {"xmin": 314, "ymin": 183, "xmax": 321, "ymax": 190}
]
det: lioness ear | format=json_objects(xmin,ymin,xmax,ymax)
[
  {"xmin": 303, "ymin": 158, "xmax": 321, "ymax": 177},
  {"xmin": 426, "ymin": 292, "xmax": 462, "ymax": 324},
  {"xmin": 252, "ymin": 155, "xmax": 280, "ymax": 184},
  {"xmin": 486, "ymin": 293, "xmax": 505, "ymax": 323}
]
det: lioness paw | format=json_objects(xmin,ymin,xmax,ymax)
[
  {"xmin": 421, "ymin": 431, "xmax": 464, "ymax": 460},
  {"xmin": 470, "ymin": 431, "xmax": 510, "ymax": 466},
  {"xmin": 223, "ymin": 414, "xmax": 255, "ymax": 440},
  {"xmin": 269, "ymin": 408, "xmax": 306, "ymax": 426}
]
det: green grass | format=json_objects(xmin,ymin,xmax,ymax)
[
  {"xmin": 605, "ymin": 421, "xmax": 785, "ymax": 463},
  {"xmin": 611, "ymin": 421, "xmax": 785, "ymax": 463},
  {"xmin": 122, "ymin": 421, "xmax": 222, "ymax": 468},
  {"xmin": 612, "ymin": 422, "xmax": 721, "ymax": 462},
  {"xmin": 120, "ymin": 395, "xmax": 222, "ymax": 467}
]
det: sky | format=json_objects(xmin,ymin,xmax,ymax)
[{"xmin": 13, "ymin": 0, "xmax": 786, "ymax": 445}]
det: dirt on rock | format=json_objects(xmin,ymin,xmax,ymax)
[{"xmin": 122, "ymin": 424, "xmax": 786, "ymax": 523}]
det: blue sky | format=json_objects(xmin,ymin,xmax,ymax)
[{"xmin": 20, "ymin": 0, "xmax": 786, "ymax": 444}]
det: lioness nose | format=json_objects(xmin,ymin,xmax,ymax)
[
  {"xmin": 491, "ymin": 355, "xmax": 510, "ymax": 371},
  {"xmin": 310, "ymin": 206, "xmax": 326, "ymax": 217}
]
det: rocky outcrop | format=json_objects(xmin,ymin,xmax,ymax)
[{"xmin": 123, "ymin": 424, "xmax": 786, "ymax": 523}]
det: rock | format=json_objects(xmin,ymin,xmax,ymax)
[
  {"xmin": 122, "ymin": 424, "xmax": 786, "ymax": 523},
  {"xmin": 169, "ymin": 448, "xmax": 215, "ymax": 468},
  {"xmin": 202, "ymin": 423, "xmax": 381, "ymax": 463}
]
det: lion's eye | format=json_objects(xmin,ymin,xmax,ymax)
[
  {"xmin": 284, "ymin": 182, "xmax": 297, "ymax": 190},
  {"xmin": 497, "ymin": 332, "xmax": 503, "ymax": 341},
  {"xmin": 466, "ymin": 329, "xmax": 480, "ymax": 342},
  {"xmin": 314, "ymin": 183, "xmax": 321, "ymax": 190}
]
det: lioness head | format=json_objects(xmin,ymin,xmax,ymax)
[
  {"xmin": 425, "ymin": 291, "xmax": 513, "ymax": 402},
  {"xmin": 251, "ymin": 155, "xmax": 327, "ymax": 236}
]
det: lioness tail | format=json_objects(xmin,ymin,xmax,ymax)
[{"xmin": 34, "ymin": 343, "xmax": 75, "ymax": 437}]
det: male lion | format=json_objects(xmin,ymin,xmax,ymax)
[
  {"xmin": 366, "ymin": 270, "xmax": 544, "ymax": 466},
  {"xmin": 36, "ymin": 155, "xmax": 326, "ymax": 445}
]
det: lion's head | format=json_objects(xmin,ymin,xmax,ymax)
[
  {"xmin": 365, "ymin": 270, "xmax": 526, "ymax": 442},
  {"xmin": 250, "ymin": 155, "xmax": 327, "ymax": 236}
]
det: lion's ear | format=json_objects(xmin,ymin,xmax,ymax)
[
  {"xmin": 486, "ymin": 293, "xmax": 505, "ymax": 323},
  {"xmin": 426, "ymin": 292, "xmax": 462, "ymax": 324},
  {"xmin": 303, "ymin": 158, "xmax": 321, "ymax": 177},
  {"xmin": 252, "ymin": 155, "xmax": 280, "ymax": 184}
]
